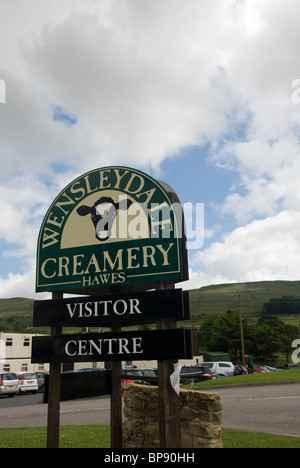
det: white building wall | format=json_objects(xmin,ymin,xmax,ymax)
[{"xmin": 0, "ymin": 332, "xmax": 49, "ymax": 373}]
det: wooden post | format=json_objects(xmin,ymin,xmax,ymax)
[
  {"xmin": 156, "ymin": 281, "xmax": 182, "ymax": 448},
  {"xmin": 237, "ymin": 291, "xmax": 246, "ymax": 366},
  {"xmin": 47, "ymin": 291, "xmax": 63, "ymax": 449},
  {"xmin": 110, "ymin": 324, "xmax": 123, "ymax": 448}
]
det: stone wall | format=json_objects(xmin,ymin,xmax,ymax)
[{"xmin": 122, "ymin": 383, "xmax": 223, "ymax": 449}]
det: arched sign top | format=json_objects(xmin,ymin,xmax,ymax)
[{"xmin": 36, "ymin": 166, "xmax": 188, "ymax": 295}]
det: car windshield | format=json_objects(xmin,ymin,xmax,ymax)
[
  {"xmin": 2, "ymin": 373, "xmax": 17, "ymax": 381},
  {"xmin": 124, "ymin": 370, "xmax": 143, "ymax": 376},
  {"xmin": 202, "ymin": 363, "xmax": 213, "ymax": 368},
  {"xmin": 181, "ymin": 367, "xmax": 204, "ymax": 374},
  {"xmin": 23, "ymin": 373, "xmax": 36, "ymax": 379},
  {"xmin": 143, "ymin": 370, "xmax": 156, "ymax": 376}
]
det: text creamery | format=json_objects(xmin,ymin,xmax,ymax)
[{"xmin": 40, "ymin": 243, "xmax": 174, "ymax": 281}]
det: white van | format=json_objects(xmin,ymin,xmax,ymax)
[
  {"xmin": 200, "ymin": 362, "xmax": 235, "ymax": 378},
  {"xmin": 17, "ymin": 372, "xmax": 38, "ymax": 394}
]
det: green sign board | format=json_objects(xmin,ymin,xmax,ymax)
[{"xmin": 36, "ymin": 166, "xmax": 188, "ymax": 294}]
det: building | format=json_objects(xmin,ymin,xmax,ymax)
[{"xmin": 0, "ymin": 332, "xmax": 49, "ymax": 373}]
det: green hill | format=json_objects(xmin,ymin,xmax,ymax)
[
  {"xmin": 0, "ymin": 298, "xmax": 35, "ymax": 332},
  {"xmin": 188, "ymin": 280, "xmax": 300, "ymax": 325},
  {"xmin": 1, "ymin": 281, "xmax": 300, "ymax": 331}
]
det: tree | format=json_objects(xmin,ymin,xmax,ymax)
[
  {"xmin": 198, "ymin": 313, "xmax": 299, "ymax": 362},
  {"xmin": 253, "ymin": 316, "xmax": 299, "ymax": 361},
  {"xmin": 198, "ymin": 310, "xmax": 253, "ymax": 362},
  {"xmin": 262, "ymin": 296, "xmax": 300, "ymax": 315}
]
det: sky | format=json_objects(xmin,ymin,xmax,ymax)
[{"xmin": 1, "ymin": 0, "xmax": 300, "ymax": 298}]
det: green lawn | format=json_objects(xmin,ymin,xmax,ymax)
[
  {"xmin": 0, "ymin": 425, "xmax": 110, "ymax": 449},
  {"xmin": 222, "ymin": 429, "xmax": 300, "ymax": 448},
  {"xmin": 1, "ymin": 425, "xmax": 300, "ymax": 448},
  {"xmin": 190, "ymin": 369, "xmax": 300, "ymax": 388}
]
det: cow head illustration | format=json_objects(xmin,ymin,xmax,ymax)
[{"xmin": 77, "ymin": 196, "xmax": 133, "ymax": 242}]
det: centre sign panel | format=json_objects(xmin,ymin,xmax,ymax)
[
  {"xmin": 32, "ymin": 329, "xmax": 194, "ymax": 363},
  {"xmin": 36, "ymin": 166, "xmax": 188, "ymax": 294}
]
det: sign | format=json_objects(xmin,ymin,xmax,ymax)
[
  {"xmin": 31, "ymin": 329, "xmax": 194, "ymax": 363},
  {"xmin": 43, "ymin": 370, "xmax": 112, "ymax": 403},
  {"xmin": 33, "ymin": 289, "xmax": 189, "ymax": 327},
  {"xmin": 36, "ymin": 166, "xmax": 188, "ymax": 294}
]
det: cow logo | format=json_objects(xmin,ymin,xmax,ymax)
[{"xmin": 77, "ymin": 196, "xmax": 133, "ymax": 242}]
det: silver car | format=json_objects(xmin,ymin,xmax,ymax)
[
  {"xmin": 0, "ymin": 372, "xmax": 19, "ymax": 397},
  {"xmin": 17, "ymin": 372, "xmax": 38, "ymax": 394},
  {"xmin": 200, "ymin": 361, "xmax": 235, "ymax": 378},
  {"xmin": 36, "ymin": 371, "xmax": 49, "ymax": 392}
]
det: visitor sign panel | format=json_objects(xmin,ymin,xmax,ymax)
[
  {"xmin": 33, "ymin": 289, "xmax": 189, "ymax": 327},
  {"xmin": 36, "ymin": 166, "xmax": 188, "ymax": 294}
]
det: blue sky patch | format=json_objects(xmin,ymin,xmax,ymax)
[{"xmin": 52, "ymin": 105, "xmax": 78, "ymax": 127}]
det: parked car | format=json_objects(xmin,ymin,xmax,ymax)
[
  {"xmin": 233, "ymin": 365, "xmax": 249, "ymax": 376},
  {"xmin": 0, "ymin": 372, "xmax": 19, "ymax": 397},
  {"xmin": 78, "ymin": 368, "xmax": 105, "ymax": 372},
  {"xmin": 36, "ymin": 371, "xmax": 48, "ymax": 392},
  {"xmin": 285, "ymin": 363, "xmax": 300, "ymax": 369},
  {"xmin": 17, "ymin": 372, "xmax": 38, "ymax": 394},
  {"xmin": 198, "ymin": 362, "xmax": 235, "ymax": 378},
  {"xmin": 180, "ymin": 365, "xmax": 216, "ymax": 383},
  {"xmin": 122, "ymin": 368, "xmax": 145, "ymax": 384},
  {"xmin": 139, "ymin": 368, "xmax": 158, "ymax": 385},
  {"xmin": 259, "ymin": 365, "xmax": 277, "ymax": 372}
]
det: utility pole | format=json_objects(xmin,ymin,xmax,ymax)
[{"xmin": 236, "ymin": 291, "xmax": 246, "ymax": 365}]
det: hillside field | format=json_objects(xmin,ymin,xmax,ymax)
[
  {"xmin": 188, "ymin": 280, "xmax": 300, "ymax": 327},
  {"xmin": 1, "ymin": 280, "xmax": 300, "ymax": 332}
]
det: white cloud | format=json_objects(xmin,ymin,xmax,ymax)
[
  {"xmin": 0, "ymin": 271, "xmax": 34, "ymax": 299},
  {"xmin": 215, "ymin": 134, "xmax": 300, "ymax": 224},
  {"xmin": 190, "ymin": 211, "xmax": 300, "ymax": 288},
  {"xmin": 0, "ymin": 0, "xmax": 247, "ymax": 179}
]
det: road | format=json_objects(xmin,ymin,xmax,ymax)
[
  {"xmin": 206, "ymin": 382, "xmax": 300, "ymax": 437},
  {"xmin": 1, "ymin": 383, "xmax": 300, "ymax": 436},
  {"xmin": 0, "ymin": 394, "xmax": 111, "ymax": 428}
]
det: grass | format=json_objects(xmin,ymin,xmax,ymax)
[
  {"xmin": 0, "ymin": 425, "xmax": 110, "ymax": 449},
  {"xmin": 222, "ymin": 429, "xmax": 300, "ymax": 448},
  {"xmin": 0, "ymin": 425, "xmax": 299, "ymax": 448},
  {"xmin": 189, "ymin": 369, "xmax": 300, "ymax": 389}
]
